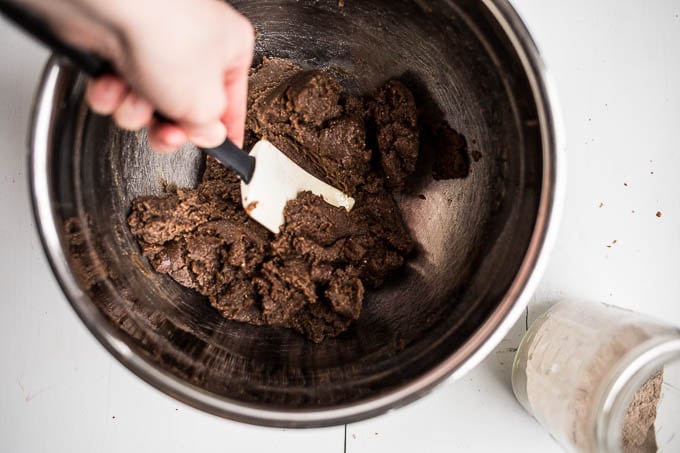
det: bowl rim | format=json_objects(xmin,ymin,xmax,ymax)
[{"xmin": 29, "ymin": 0, "xmax": 565, "ymax": 428}]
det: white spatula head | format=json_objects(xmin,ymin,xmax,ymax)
[{"xmin": 241, "ymin": 140, "xmax": 355, "ymax": 234}]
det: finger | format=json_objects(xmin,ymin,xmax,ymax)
[
  {"xmin": 221, "ymin": 66, "xmax": 250, "ymax": 148},
  {"xmin": 112, "ymin": 92, "xmax": 154, "ymax": 131},
  {"xmin": 147, "ymin": 121, "xmax": 188, "ymax": 153},
  {"xmin": 185, "ymin": 121, "xmax": 228, "ymax": 149},
  {"xmin": 85, "ymin": 75, "xmax": 128, "ymax": 115}
]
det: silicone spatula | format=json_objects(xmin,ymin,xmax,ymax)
[{"xmin": 0, "ymin": 2, "xmax": 355, "ymax": 233}]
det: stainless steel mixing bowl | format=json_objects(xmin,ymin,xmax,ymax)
[{"xmin": 30, "ymin": 0, "xmax": 562, "ymax": 427}]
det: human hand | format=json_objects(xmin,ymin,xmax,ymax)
[{"xmin": 20, "ymin": 0, "xmax": 254, "ymax": 152}]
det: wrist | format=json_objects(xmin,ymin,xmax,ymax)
[
  {"xmin": 60, "ymin": 0, "xmax": 133, "ymax": 68},
  {"xmin": 14, "ymin": 0, "xmax": 127, "ymax": 68}
]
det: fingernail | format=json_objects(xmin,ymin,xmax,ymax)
[
  {"xmin": 191, "ymin": 123, "xmax": 227, "ymax": 148},
  {"xmin": 163, "ymin": 129, "xmax": 187, "ymax": 147}
]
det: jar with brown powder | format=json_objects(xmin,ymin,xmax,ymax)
[{"xmin": 512, "ymin": 300, "xmax": 680, "ymax": 452}]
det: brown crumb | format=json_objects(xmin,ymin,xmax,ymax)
[
  {"xmin": 352, "ymin": 434, "xmax": 357, "ymax": 440},
  {"xmin": 418, "ymin": 194, "xmax": 426, "ymax": 200},
  {"xmin": 245, "ymin": 200, "xmax": 259, "ymax": 214},
  {"xmin": 470, "ymin": 150, "xmax": 482, "ymax": 162},
  {"xmin": 624, "ymin": 182, "xmax": 629, "ymax": 187},
  {"xmin": 656, "ymin": 211, "xmax": 662, "ymax": 218},
  {"xmin": 160, "ymin": 178, "xmax": 178, "ymax": 193},
  {"xmin": 599, "ymin": 202, "xmax": 604, "ymax": 208},
  {"xmin": 338, "ymin": 0, "xmax": 344, "ymax": 8}
]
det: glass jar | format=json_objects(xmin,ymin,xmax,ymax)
[{"xmin": 512, "ymin": 300, "xmax": 680, "ymax": 452}]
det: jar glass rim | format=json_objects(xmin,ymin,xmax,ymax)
[{"xmin": 595, "ymin": 336, "xmax": 680, "ymax": 451}]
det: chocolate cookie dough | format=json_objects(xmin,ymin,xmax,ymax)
[
  {"xmin": 128, "ymin": 58, "xmax": 465, "ymax": 342},
  {"xmin": 367, "ymin": 80, "xmax": 419, "ymax": 192},
  {"xmin": 430, "ymin": 122, "xmax": 470, "ymax": 181},
  {"xmin": 246, "ymin": 59, "xmax": 371, "ymax": 195}
]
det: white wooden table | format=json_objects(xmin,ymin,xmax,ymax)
[{"xmin": 2, "ymin": 1, "xmax": 680, "ymax": 451}]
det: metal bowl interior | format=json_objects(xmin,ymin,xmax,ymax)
[{"xmin": 31, "ymin": 0, "xmax": 557, "ymax": 427}]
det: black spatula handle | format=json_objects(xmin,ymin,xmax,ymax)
[{"xmin": 0, "ymin": 1, "xmax": 255, "ymax": 183}]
